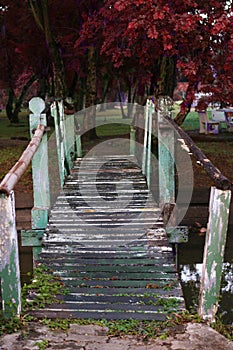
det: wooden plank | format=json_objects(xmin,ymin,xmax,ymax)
[
  {"xmin": 29, "ymin": 309, "xmax": 168, "ymax": 321},
  {"xmin": 54, "ymin": 294, "xmax": 183, "ymax": 305},
  {"xmin": 33, "ymin": 301, "xmax": 178, "ymax": 313},
  {"xmin": 15, "ymin": 193, "xmax": 33, "ymax": 208},
  {"xmin": 67, "ymin": 287, "xmax": 184, "ymax": 297},
  {"xmin": 38, "ymin": 257, "xmax": 174, "ymax": 266},
  {"xmin": 55, "ymin": 279, "xmax": 176, "ymax": 288},
  {"xmin": 28, "ymin": 154, "xmax": 184, "ymax": 320},
  {"xmin": 54, "ymin": 271, "xmax": 177, "ymax": 280}
]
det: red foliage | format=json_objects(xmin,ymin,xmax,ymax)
[
  {"xmin": 0, "ymin": 0, "xmax": 232, "ymax": 107},
  {"xmin": 79, "ymin": 0, "xmax": 233, "ymax": 104}
]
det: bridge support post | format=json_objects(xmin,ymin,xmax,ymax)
[
  {"xmin": 0, "ymin": 192, "xmax": 21, "ymax": 318},
  {"xmin": 158, "ymin": 111, "xmax": 175, "ymax": 208},
  {"xmin": 198, "ymin": 187, "xmax": 231, "ymax": 322}
]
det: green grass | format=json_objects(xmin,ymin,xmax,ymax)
[
  {"xmin": 181, "ymin": 111, "xmax": 199, "ymax": 130},
  {"xmin": 0, "ymin": 146, "xmax": 31, "ymax": 182},
  {"xmin": 0, "ymin": 106, "xmax": 202, "ymax": 138},
  {"xmin": 0, "ymin": 110, "xmax": 30, "ymax": 140},
  {"xmin": 96, "ymin": 122, "xmax": 130, "ymax": 137}
]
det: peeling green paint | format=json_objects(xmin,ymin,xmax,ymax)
[
  {"xmin": 64, "ymin": 114, "xmax": 75, "ymax": 171},
  {"xmin": 29, "ymin": 98, "xmax": 50, "ymax": 231},
  {"xmin": 166, "ymin": 226, "xmax": 189, "ymax": 244},
  {"xmin": 76, "ymin": 133, "xmax": 82, "ymax": 158},
  {"xmin": 146, "ymin": 101, "xmax": 153, "ymax": 189},
  {"xmin": 31, "ymin": 208, "xmax": 49, "ymax": 230},
  {"xmin": 21, "ymin": 229, "xmax": 44, "ymax": 262},
  {"xmin": 1, "ymin": 245, "xmax": 21, "ymax": 318},
  {"xmin": 198, "ymin": 187, "xmax": 231, "ymax": 322},
  {"xmin": 130, "ymin": 126, "xmax": 136, "ymax": 156},
  {"xmin": 0, "ymin": 192, "xmax": 21, "ymax": 318},
  {"xmin": 158, "ymin": 112, "xmax": 175, "ymax": 208},
  {"xmin": 51, "ymin": 101, "xmax": 65, "ymax": 186}
]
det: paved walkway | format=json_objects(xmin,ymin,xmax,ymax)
[{"xmin": 1, "ymin": 322, "xmax": 232, "ymax": 350}]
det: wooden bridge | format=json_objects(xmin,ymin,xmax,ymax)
[
  {"xmin": 0, "ymin": 97, "xmax": 231, "ymax": 323},
  {"xmin": 31, "ymin": 154, "xmax": 184, "ymax": 320}
]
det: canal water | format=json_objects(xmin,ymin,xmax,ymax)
[{"xmin": 178, "ymin": 225, "xmax": 233, "ymax": 324}]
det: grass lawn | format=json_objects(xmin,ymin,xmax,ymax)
[
  {"xmin": 0, "ymin": 106, "xmax": 232, "ymax": 189},
  {"xmin": 0, "ymin": 110, "xmax": 30, "ymax": 140},
  {"xmin": 0, "ymin": 106, "xmax": 202, "ymax": 140}
]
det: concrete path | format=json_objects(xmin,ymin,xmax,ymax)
[{"xmin": 1, "ymin": 322, "xmax": 232, "ymax": 350}]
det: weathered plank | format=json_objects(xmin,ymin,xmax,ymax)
[{"xmin": 28, "ymin": 155, "xmax": 184, "ymax": 320}]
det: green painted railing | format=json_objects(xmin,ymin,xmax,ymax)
[
  {"xmin": 0, "ymin": 98, "xmax": 48, "ymax": 318},
  {"xmin": 131, "ymin": 97, "xmax": 232, "ymax": 323},
  {"xmin": 0, "ymin": 97, "xmax": 80, "ymax": 318}
]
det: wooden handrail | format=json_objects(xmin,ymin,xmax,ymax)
[
  {"xmin": 164, "ymin": 115, "xmax": 232, "ymax": 191},
  {"xmin": 0, "ymin": 124, "xmax": 45, "ymax": 195}
]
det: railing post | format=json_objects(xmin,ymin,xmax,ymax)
[
  {"xmin": 157, "ymin": 110, "xmax": 175, "ymax": 208},
  {"xmin": 142, "ymin": 101, "xmax": 149, "ymax": 175},
  {"xmin": 76, "ymin": 131, "xmax": 82, "ymax": 158},
  {"xmin": 29, "ymin": 98, "xmax": 50, "ymax": 230},
  {"xmin": 146, "ymin": 101, "xmax": 153, "ymax": 189},
  {"xmin": 21, "ymin": 97, "xmax": 50, "ymax": 262},
  {"xmin": 0, "ymin": 191, "xmax": 21, "ymax": 318},
  {"xmin": 198, "ymin": 186, "xmax": 231, "ymax": 322},
  {"xmin": 130, "ymin": 125, "xmax": 136, "ymax": 156},
  {"xmin": 74, "ymin": 117, "xmax": 82, "ymax": 158},
  {"xmin": 64, "ymin": 112, "xmax": 75, "ymax": 171},
  {"xmin": 51, "ymin": 100, "xmax": 66, "ymax": 186}
]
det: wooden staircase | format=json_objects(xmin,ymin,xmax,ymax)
[{"xmin": 29, "ymin": 155, "xmax": 185, "ymax": 320}]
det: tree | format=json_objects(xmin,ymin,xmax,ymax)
[
  {"xmin": 0, "ymin": 2, "xmax": 43, "ymax": 122},
  {"xmin": 27, "ymin": 0, "xmax": 68, "ymax": 98},
  {"xmin": 79, "ymin": 0, "xmax": 233, "ymax": 124}
]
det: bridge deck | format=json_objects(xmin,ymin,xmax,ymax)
[{"xmin": 29, "ymin": 155, "xmax": 185, "ymax": 320}]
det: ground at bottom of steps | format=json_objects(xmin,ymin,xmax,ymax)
[{"xmin": 1, "ymin": 322, "xmax": 233, "ymax": 350}]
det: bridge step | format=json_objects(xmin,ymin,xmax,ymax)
[{"xmin": 28, "ymin": 156, "xmax": 184, "ymax": 320}]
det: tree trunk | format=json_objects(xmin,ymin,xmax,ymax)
[
  {"xmin": 6, "ymin": 88, "xmax": 16, "ymax": 123},
  {"xmin": 155, "ymin": 56, "xmax": 177, "ymax": 97},
  {"xmin": 83, "ymin": 46, "xmax": 97, "ymax": 140},
  {"xmin": 6, "ymin": 74, "xmax": 37, "ymax": 123},
  {"xmin": 28, "ymin": 0, "xmax": 67, "ymax": 99},
  {"xmin": 76, "ymin": 77, "xmax": 86, "ymax": 111},
  {"xmin": 127, "ymin": 79, "xmax": 137, "ymax": 118},
  {"xmin": 99, "ymin": 74, "xmax": 110, "ymax": 111},
  {"xmin": 14, "ymin": 74, "xmax": 37, "ymax": 121},
  {"xmin": 174, "ymin": 82, "xmax": 197, "ymax": 126},
  {"xmin": 117, "ymin": 80, "xmax": 127, "ymax": 119},
  {"xmin": 149, "ymin": 56, "xmax": 176, "ymax": 98}
]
